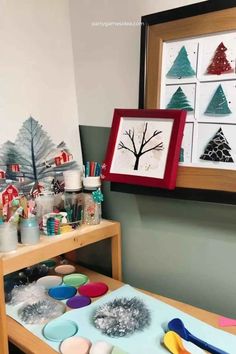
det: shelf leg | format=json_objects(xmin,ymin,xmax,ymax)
[
  {"xmin": 111, "ymin": 223, "xmax": 122, "ymax": 281},
  {"xmin": 0, "ymin": 258, "xmax": 9, "ymax": 354}
]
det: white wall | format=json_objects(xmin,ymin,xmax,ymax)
[
  {"xmin": 69, "ymin": 0, "xmax": 206, "ymax": 127},
  {"xmin": 0, "ymin": 0, "xmax": 81, "ymax": 162}
]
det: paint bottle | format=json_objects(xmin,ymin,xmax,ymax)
[
  {"xmin": 20, "ymin": 217, "xmax": 40, "ymax": 245},
  {"xmin": 83, "ymin": 177, "xmax": 102, "ymax": 225},
  {"xmin": 0, "ymin": 223, "xmax": 18, "ymax": 252}
]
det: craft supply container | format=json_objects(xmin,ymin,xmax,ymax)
[
  {"xmin": 35, "ymin": 192, "xmax": 55, "ymax": 228},
  {"xmin": 20, "ymin": 217, "xmax": 40, "ymax": 245},
  {"xmin": 83, "ymin": 177, "xmax": 102, "ymax": 225},
  {"xmin": 0, "ymin": 223, "xmax": 18, "ymax": 252},
  {"xmin": 63, "ymin": 190, "xmax": 83, "ymax": 224},
  {"xmin": 63, "ymin": 170, "xmax": 82, "ymax": 191}
]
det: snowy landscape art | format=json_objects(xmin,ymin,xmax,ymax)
[{"xmin": 0, "ymin": 117, "xmax": 77, "ymax": 190}]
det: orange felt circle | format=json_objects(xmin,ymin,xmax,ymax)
[{"xmin": 60, "ymin": 336, "xmax": 91, "ymax": 354}]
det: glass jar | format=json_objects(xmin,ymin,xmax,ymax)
[
  {"xmin": 83, "ymin": 177, "xmax": 103, "ymax": 225},
  {"xmin": 0, "ymin": 223, "xmax": 18, "ymax": 252},
  {"xmin": 20, "ymin": 217, "xmax": 40, "ymax": 245},
  {"xmin": 63, "ymin": 189, "xmax": 83, "ymax": 224}
]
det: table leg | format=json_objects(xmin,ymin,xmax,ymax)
[
  {"xmin": 111, "ymin": 223, "xmax": 122, "ymax": 281},
  {"xmin": 0, "ymin": 258, "xmax": 9, "ymax": 354}
]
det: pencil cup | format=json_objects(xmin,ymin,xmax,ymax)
[
  {"xmin": 20, "ymin": 217, "xmax": 40, "ymax": 245},
  {"xmin": 63, "ymin": 190, "xmax": 83, "ymax": 224},
  {"xmin": 0, "ymin": 224, "xmax": 18, "ymax": 252},
  {"xmin": 63, "ymin": 170, "xmax": 82, "ymax": 191}
]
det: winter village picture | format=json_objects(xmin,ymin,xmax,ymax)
[
  {"xmin": 161, "ymin": 31, "xmax": 236, "ymax": 169},
  {"xmin": 0, "ymin": 117, "xmax": 77, "ymax": 207}
]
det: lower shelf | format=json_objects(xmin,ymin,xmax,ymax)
[{"xmin": 7, "ymin": 266, "xmax": 236, "ymax": 354}]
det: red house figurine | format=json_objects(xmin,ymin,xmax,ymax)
[
  {"xmin": 0, "ymin": 170, "xmax": 6, "ymax": 179},
  {"xmin": 9, "ymin": 164, "xmax": 20, "ymax": 172},
  {"xmin": 54, "ymin": 150, "xmax": 73, "ymax": 166},
  {"xmin": 1, "ymin": 185, "xmax": 19, "ymax": 206}
]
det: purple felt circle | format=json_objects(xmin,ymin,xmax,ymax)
[{"xmin": 66, "ymin": 295, "xmax": 91, "ymax": 309}]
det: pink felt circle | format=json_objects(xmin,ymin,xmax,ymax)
[
  {"xmin": 55, "ymin": 264, "xmax": 76, "ymax": 275},
  {"xmin": 60, "ymin": 336, "xmax": 91, "ymax": 354},
  {"xmin": 78, "ymin": 282, "xmax": 108, "ymax": 298}
]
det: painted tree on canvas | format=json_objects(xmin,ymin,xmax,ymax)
[
  {"xmin": 166, "ymin": 46, "xmax": 196, "ymax": 78},
  {"xmin": 118, "ymin": 122, "xmax": 163, "ymax": 170},
  {"xmin": 207, "ymin": 42, "xmax": 233, "ymax": 75},
  {"xmin": 0, "ymin": 117, "xmax": 77, "ymax": 186}
]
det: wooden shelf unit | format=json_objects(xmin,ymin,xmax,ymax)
[{"xmin": 0, "ymin": 219, "xmax": 122, "ymax": 354}]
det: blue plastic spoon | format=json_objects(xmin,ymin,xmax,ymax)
[{"xmin": 168, "ymin": 318, "xmax": 229, "ymax": 354}]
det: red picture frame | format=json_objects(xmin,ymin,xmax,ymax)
[{"xmin": 102, "ymin": 109, "xmax": 186, "ymax": 189}]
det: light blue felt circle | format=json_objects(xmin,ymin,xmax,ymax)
[{"xmin": 43, "ymin": 319, "xmax": 78, "ymax": 342}]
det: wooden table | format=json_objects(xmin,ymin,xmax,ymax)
[
  {"xmin": 0, "ymin": 220, "xmax": 235, "ymax": 353},
  {"xmin": 0, "ymin": 220, "xmax": 122, "ymax": 354}
]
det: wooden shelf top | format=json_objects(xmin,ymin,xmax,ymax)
[{"xmin": 0, "ymin": 220, "xmax": 120, "ymax": 275}]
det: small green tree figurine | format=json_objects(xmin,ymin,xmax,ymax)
[
  {"xmin": 205, "ymin": 84, "xmax": 231, "ymax": 115},
  {"xmin": 166, "ymin": 86, "xmax": 193, "ymax": 111},
  {"xmin": 167, "ymin": 46, "xmax": 196, "ymax": 78}
]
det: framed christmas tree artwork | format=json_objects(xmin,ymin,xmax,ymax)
[{"xmin": 139, "ymin": 1, "xmax": 236, "ymax": 194}]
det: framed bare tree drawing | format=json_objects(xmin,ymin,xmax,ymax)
[
  {"xmin": 102, "ymin": 109, "xmax": 186, "ymax": 189},
  {"xmin": 139, "ymin": 1, "xmax": 236, "ymax": 192}
]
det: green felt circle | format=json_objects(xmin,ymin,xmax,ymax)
[
  {"xmin": 40, "ymin": 259, "xmax": 57, "ymax": 268},
  {"xmin": 63, "ymin": 273, "xmax": 88, "ymax": 287},
  {"xmin": 111, "ymin": 347, "xmax": 128, "ymax": 354}
]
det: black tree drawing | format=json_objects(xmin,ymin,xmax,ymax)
[
  {"xmin": 0, "ymin": 117, "xmax": 77, "ymax": 187},
  {"xmin": 118, "ymin": 122, "xmax": 163, "ymax": 170}
]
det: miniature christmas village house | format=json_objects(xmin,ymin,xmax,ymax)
[
  {"xmin": 54, "ymin": 150, "xmax": 73, "ymax": 166},
  {"xmin": 1, "ymin": 185, "xmax": 19, "ymax": 206},
  {"xmin": 0, "ymin": 170, "xmax": 6, "ymax": 179},
  {"xmin": 9, "ymin": 164, "xmax": 20, "ymax": 172}
]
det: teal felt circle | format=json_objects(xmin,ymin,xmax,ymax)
[
  {"xmin": 43, "ymin": 319, "xmax": 78, "ymax": 342},
  {"xmin": 63, "ymin": 273, "xmax": 88, "ymax": 288}
]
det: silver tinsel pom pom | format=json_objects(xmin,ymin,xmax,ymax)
[
  {"xmin": 18, "ymin": 298, "xmax": 66, "ymax": 324},
  {"xmin": 92, "ymin": 297, "xmax": 151, "ymax": 337}
]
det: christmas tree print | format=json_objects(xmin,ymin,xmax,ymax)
[
  {"xmin": 200, "ymin": 127, "xmax": 233, "ymax": 162},
  {"xmin": 166, "ymin": 86, "xmax": 193, "ymax": 111},
  {"xmin": 166, "ymin": 46, "xmax": 196, "ymax": 78},
  {"xmin": 207, "ymin": 42, "xmax": 233, "ymax": 75},
  {"xmin": 179, "ymin": 147, "xmax": 184, "ymax": 162},
  {"xmin": 205, "ymin": 84, "xmax": 231, "ymax": 115}
]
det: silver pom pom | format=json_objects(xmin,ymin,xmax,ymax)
[{"xmin": 92, "ymin": 297, "xmax": 150, "ymax": 337}]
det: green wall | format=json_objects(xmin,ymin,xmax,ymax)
[{"xmin": 79, "ymin": 125, "xmax": 236, "ymax": 317}]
